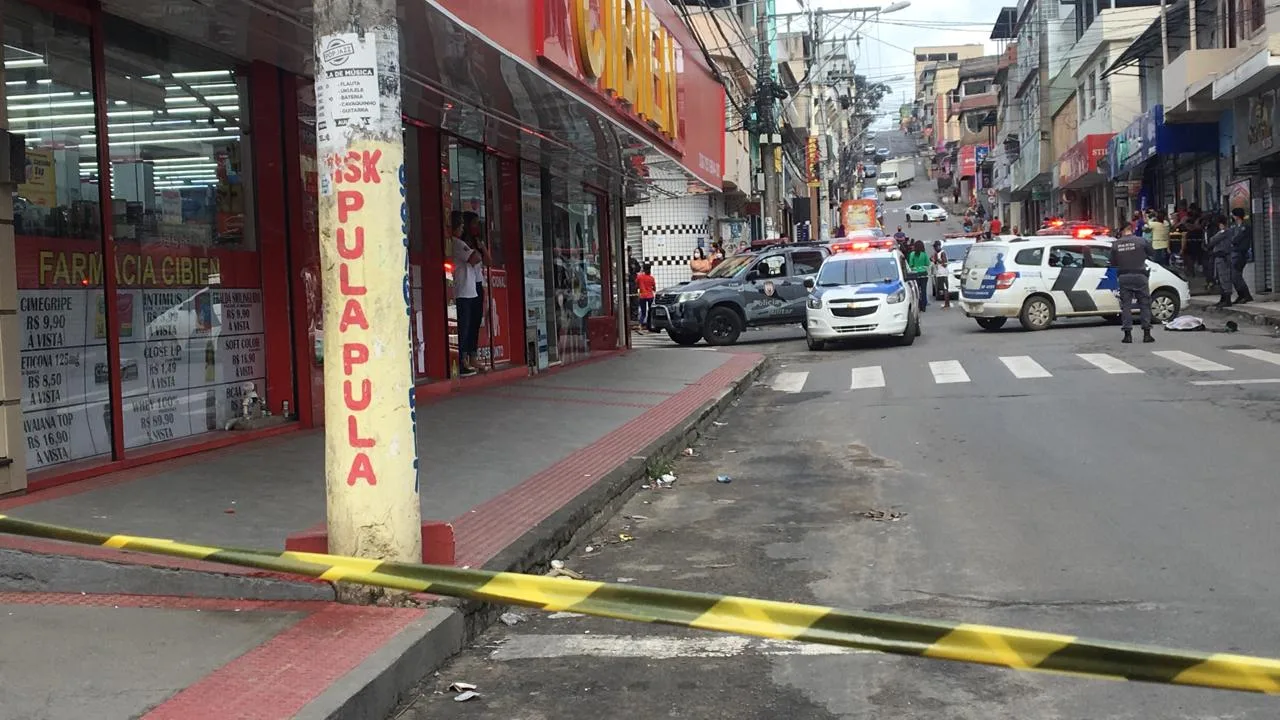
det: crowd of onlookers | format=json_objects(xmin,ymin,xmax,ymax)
[
  {"xmin": 627, "ymin": 241, "xmax": 733, "ymax": 331},
  {"xmin": 1127, "ymin": 202, "xmax": 1255, "ymax": 307}
]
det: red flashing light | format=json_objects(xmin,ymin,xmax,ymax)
[
  {"xmin": 995, "ymin": 271, "xmax": 1018, "ymax": 290},
  {"xmin": 444, "ymin": 261, "xmax": 454, "ymax": 274},
  {"xmin": 1073, "ymin": 227, "xmax": 1095, "ymax": 238}
]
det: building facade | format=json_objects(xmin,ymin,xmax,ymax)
[{"xmin": 0, "ymin": 0, "xmax": 725, "ymax": 493}]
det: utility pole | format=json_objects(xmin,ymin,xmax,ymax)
[
  {"xmin": 314, "ymin": 0, "xmax": 422, "ymax": 601},
  {"xmin": 756, "ymin": 4, "xmax": 782, "ymax": 238},
  {"xmin": 808, "ymin": 10, "xmax": 824, "ymax": 239}
]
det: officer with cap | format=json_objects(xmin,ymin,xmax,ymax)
[{"xmin": 1109, "ymin": 219, "xmax": 1155, "ymax": 344}]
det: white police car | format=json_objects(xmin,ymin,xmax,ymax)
[
  {"xmin": 958, "ymin": 234, "xmax": 1191, "ymax": 331},
  {"xmin": 804, "ymin": 239, "xmax": 921, "ymax": 350}
]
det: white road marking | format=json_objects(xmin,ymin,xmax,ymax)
[
  {"xmin": 1228, "ymin": 348, "xmax": 1280, "ymax": 367},
  {"xmin": 999, "ymin": 355, "xmax": 1052, "ymax": 379},
  {"xmin": 488, "ymin": 634, "xmax": 868, "ymax": 661},
  {"xmin": 929, "ymin": 360, "xmax": 970, "ymax": 384},
  {"xmin": 850, "ymin": 366, "xmax": 886, "ymax": 389},
  {"xmin": 1191, "ymin": 378, "xmax": 1280, "ymax": 386},
  {"xmin": 1152, "ymin": 350, "xmax": 1232, "ymax": 372},
  {"xmin": 1077, "ymin": 353, "xmax": 1143, "ymax": 374},
  {"xmin": 771, "ymin": 371, "xmax": 809, "ymax": 393}
]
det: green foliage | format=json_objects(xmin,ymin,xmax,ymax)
[{"xmin": 853, "ymin": 74, "xmax": 892, "ymax": 124}]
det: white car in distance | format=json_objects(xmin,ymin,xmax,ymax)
[
  {"xmin": 905, "ymin": 202, "xmax": 947, "ymax": 223},
  {"xmin": 883, "ymin": 185, "xmax": 903, "ymax": 201}
]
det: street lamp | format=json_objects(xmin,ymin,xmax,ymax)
[{"xmin": 881, "ymin": 1, "xmax": 912, "ymax": 13}]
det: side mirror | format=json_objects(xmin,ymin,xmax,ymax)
[{"xmin": 803, "ymin": 278, "xmax": 815, "ymax": 290}]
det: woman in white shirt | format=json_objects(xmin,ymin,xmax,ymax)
[{"xmin": 450, "ymin": 211, "xmax": 483, "ymax": 376}]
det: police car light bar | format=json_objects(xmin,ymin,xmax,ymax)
[{"xmin": 832, "ymin": 238, "xmax": 895, "ymax": 254}]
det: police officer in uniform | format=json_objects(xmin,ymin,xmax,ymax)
[{"xmin": 1109, "ymin": 220, "xmax": 1155, "ymax": 344}]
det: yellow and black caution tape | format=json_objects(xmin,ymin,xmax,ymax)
[{"xmin": 4, "ymin": 513, "xmax": 1280, "ymax": 694}]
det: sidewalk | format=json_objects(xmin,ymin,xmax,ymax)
[
  {"xmin": 0, "ymin": 348, "xmax": 765, "ymax": 720},
  {"xmin": 1187, "ymin": 293, "xmax": 1280, "ymax": 330}
]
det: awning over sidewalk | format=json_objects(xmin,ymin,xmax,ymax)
[{"xmin": 98, "ymin": 0, "xmax": 724, "ymax": 203}]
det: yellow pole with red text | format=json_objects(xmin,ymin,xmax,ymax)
[{"xmin": 313, "ymin": 0, "xmax": 421, "ymax": 602}]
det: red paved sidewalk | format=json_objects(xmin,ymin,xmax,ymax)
[{"xmin": 0, "ymin": 349, "xmax": 764, "ymax": 720}]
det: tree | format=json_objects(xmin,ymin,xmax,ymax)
[{"xmin": 852, "ymin": 74, "xmax": 891, "ymax": 127}]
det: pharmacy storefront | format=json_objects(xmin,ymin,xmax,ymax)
[{"xmin": 1, "ymin": 0, "xmax": 723, "ymax": 491}]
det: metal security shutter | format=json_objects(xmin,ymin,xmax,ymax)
[{"xmin": 1264, "ymin": 179, "xmax": 1277, "ymax": 293}]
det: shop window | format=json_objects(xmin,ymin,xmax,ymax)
[
  {"xmin": 545, "ymin": 180, "xmax": 606, "ymax": 365},
  {"xmin": 442, "ymin": 137, "xmax": 493, "ymax": 376},
  {"xmin": 7, "ymin": 5, "xmax": 113, "ymax": 471},
  {"xmin": 101, "ymin": 16, "xmax": 264, "ymax": 451}
]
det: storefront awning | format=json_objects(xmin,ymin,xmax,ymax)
[{"xmin": 97, "ymin": 0, "xmax": 725, "ymax": 203}]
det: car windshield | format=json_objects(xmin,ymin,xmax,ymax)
[
  {"xmin": 886, "ymin": 186, "xmax": 900, "ymax": 192},
  {"xmin": 943, "ymin": 243, "xmax": 972, "ymax": 261},
  {"xmin": 963, "ymin": 245, "xmax": 1005, "ymax": 270},
  {"xmin": 707, "ymin": 254, "xmax": 755, "ymax": 278},
  {"xmin": 817, "ymin": 257, "xmax": 900, "ymax": 287}
]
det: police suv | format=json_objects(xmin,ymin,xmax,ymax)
[
  {"xmin": 958, "ymin": 232, "xmax": 1191, "ymax": 331},
  {"xmin": 803, "ymin": 238, "xmax": 921, "ymax": 350}
]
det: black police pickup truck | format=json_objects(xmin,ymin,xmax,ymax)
[{"xmin": 649, "ymin": 244, "xmax": 829, "ymax": 346}]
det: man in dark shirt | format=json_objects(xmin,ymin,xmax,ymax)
[{"xmin": 1109, "ymin": 220, "xmax": 1155, "ymax": 344}]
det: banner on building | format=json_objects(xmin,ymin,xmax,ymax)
[{"xmin": 806, "ymin": 137, "xmax": 820, "ymax": 187}]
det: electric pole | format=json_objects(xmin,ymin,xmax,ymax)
[
  {"xmin": 756, "ymin": 4, "xmax": 782, "ymax": 238},
  {"xmin": 314, "ymin": 0, "xmax": 422, "ymax": 602},
  {"xmin": 809, "ymin": 10, "xmax": 824, "ymax": 239}
]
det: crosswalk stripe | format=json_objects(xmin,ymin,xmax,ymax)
[
  {"xmin": 929, "ymin": 360, "xmax": 970, "ymax": 384},
  {"xmin": 771, "ymin": 371, "xmax": 809, "ymax": 393},
  {"xmin": 1228, "ymin": 348, "xmax": 1280, "ymax": 367},
  {"xmin": 850, "ymin": 366, "xmax": 886, "ymax": 390},
  {"xmin": 1077, "ymin": 353, "xmax": 1143, "ymax": 374},
  {"xmin": 999, "ymin": 356, "xmax": 1052, "ymax": 379},
  {"xmin": 1152, "ymin": 350, "xmax": 1232, "ymax": 372}
]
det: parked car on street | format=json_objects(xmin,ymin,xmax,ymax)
[{"xmin": 648, "ymin": 244, "xmax": 830, "ymax": 346}]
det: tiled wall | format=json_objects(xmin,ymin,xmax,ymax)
[{"xmin": 627, "ymin": 195, "xmax": 712, "ymax": 289}]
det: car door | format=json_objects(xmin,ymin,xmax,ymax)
[
  {"xmin": 742, "ymin": 253, "xmax": 793, "ymax": 324},
  {"xmin": 1085, "ymin": 244, "xmax": 1121, "ymax": 312},
  {"xmin": 1044, "ymin": 244, "xmax": 1094, "ymax": 315},
  {"xmin": 907, "ymin": 204, "xmax": 922, "ymax": 221},
  {"xmin": 781, "ymin": 249, "xmax": 825, "ymax": 321}
]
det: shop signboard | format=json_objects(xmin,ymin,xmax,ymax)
[
  {"xmin": 477, "ymin": 268, "xmax": 512, "ymax": 366},
  {"xmin": 1109, "ymin": 105, "xmax": 1219, "ymax": 178},
  {"xmin": 1059, "ymin": 133, "xmax": 1114, "ymax": 187},
  {"xmin": 19, "ymin": 149, "xmax": 57, "ymax": 207},
  {"xmin": 1235, "ymin": 89, "xmax": 1280, "ymax": 166},
  {"xmin": 1227, "ymin": 178, "xmax": 1251, "ymax": 216}
]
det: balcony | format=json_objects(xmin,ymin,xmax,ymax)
[
  {"xmin": 723, "ymin": 131, "xmax": 753, "ymax": 195},
  {"xmin": 1163, "ymin": 47, "xmax": 1248, "ymax": 117}
]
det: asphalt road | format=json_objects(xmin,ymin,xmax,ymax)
[{"xmin": 393, "ymin": 137, "xmax": 1280, "ymax": 718}]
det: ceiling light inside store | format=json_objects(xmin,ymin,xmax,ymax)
[{"xmin": 4, "ymin": 59, "xmax": 46, "ymax": 69}]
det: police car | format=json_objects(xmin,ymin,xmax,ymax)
[
  {"xmin": 958, "ymin": 233, "xmax": 1191, "ymax": 331},
  {"xmin": 803, "ymin": 239, "xmax": 921, "ymax": 350}
]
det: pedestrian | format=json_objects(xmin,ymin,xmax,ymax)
[
  {"xmin": 635, "ymin": 262, "xmax": 656, "ymax": 331},
  {"xmin": 450, "ymin": 211, "xmax": 484, "ymax": 375},
  {"xmin": 1229, "ymin": 208, "xmax": 1256, "ymax": 304},
  {"xmin": 1109, "ymin": 219, "xmax": 1155, "ymax": 343},
  {"xmin": 931, "ymin": 240, "xmax": 951, "ymax": 308},
  {"xmin": 1148, "ymin": 210, "xmax": 1171, "ymax": 266},
  {"xmin": 1207, "ymin": 215, "xmax": 1238, "ymax": 308},
  {"xmin": 626, "ymin": 247, "xmax": 642, "ymax": 321},
  {"xmin": 893, "ymin": 225, "xmax": 908, "ymax": 252},
  {"xmin": 690, "ymin": 247, "xmax": 713, "ymax": 280},
  {"xmin": 990, "ymin": 216, "xmax": 1002, "ymax": 236},
  {"xmin": 907, "ymin": 240, "xmax": 930, "ymax": 312}
]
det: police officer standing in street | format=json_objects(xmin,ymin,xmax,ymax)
[{"xmin": 1110, "ymin": 219, "xmax": 1155, "ymax": 344}]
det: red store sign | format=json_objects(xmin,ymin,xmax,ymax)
[{"xmin": 1058, "ymin": 133, "xmax": 1115, "ymax": 187}]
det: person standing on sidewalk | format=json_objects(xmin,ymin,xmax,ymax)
[
  {"xmin": 1208, "ymin": 215, "xmax": 1237, "ymax": 308},
  {"xmin": 1229, "ymin": 208, "xmax": 1256, "ymax": 304},
  {"xmin": 1148, "ymin": 210, "xmax": 1171, "ymax": 266},
  {"xmin": 1110, "ymin": 220, "xmax": 1155, "ymax": 344},
  {"xmin": 450, "ymin": 211, "xmax": 484, "ymax": 375},
  {"xmin": 907, "ymin": 240, "xmax": 930, "ymax": 312},
  {"xmin": 635, "ymin": 263, "xmax": 656, "ymax": 332}
]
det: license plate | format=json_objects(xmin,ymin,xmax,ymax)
[{"xmin": 965, "ymin": 303, "xmax": 983, "ymax": 312}]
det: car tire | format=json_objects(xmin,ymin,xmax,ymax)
[
  {"xmin": 1018, "ymin": 296, "xmax": 1055, "ymax": 331},
  {"xmin": 806, "ymin": 333, "xmax": 825, "ymax": 351},
  {"xmin": 976, "ymin": 317, "xmax": 1007, "ymax": 331},
  {"xmin": 666, "ymin": 329, "xmax": 701, "ymax": 346},
  {"xmin": 896, "ymin": 313, "xmax": 918, "ymax": 346},
  {"xmin": 702, "ymin": 306, "xmax": 743, "ymax": 346},
  {"xmin": 1151, "ymin": 288, "xmax": 1180, "ymax": 323}
]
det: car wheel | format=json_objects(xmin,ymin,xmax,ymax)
[
  {"xmin": 976, "ymin": 317, "xmax": 1007, "ymax": 331},
  {"xmin": 666, "ymin": 329, "xmax": 701, "ymax": 346},
  {"xmin": 806, "ymin": 333, "xmax": 825, "ymax": 351},
  {"xmin": 703, "ymin": 306, "xmax": 743, "ymax": 346},
  {"xmin": 1018, "ymin": 296, "xmax": 1054, "ymax": 331},
  {"xmin": 896, "ymin": 313, "xmax": 918, "ymax": 346},
  {"xmin": 1151, "ymin": 288, "xmax": 1180, "ymax": 323}
]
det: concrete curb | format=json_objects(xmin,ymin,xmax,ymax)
[
  {"xmin": 0, "ymin": 547, "xmax": 335, "ymax": 601},
  {"xmin": 1187, "ymin": 299, "xmax": 1280, "ymax": 329},
  {"xmin": 366, "ymin": 353, "xmax": 768, "ymax": 720}
]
